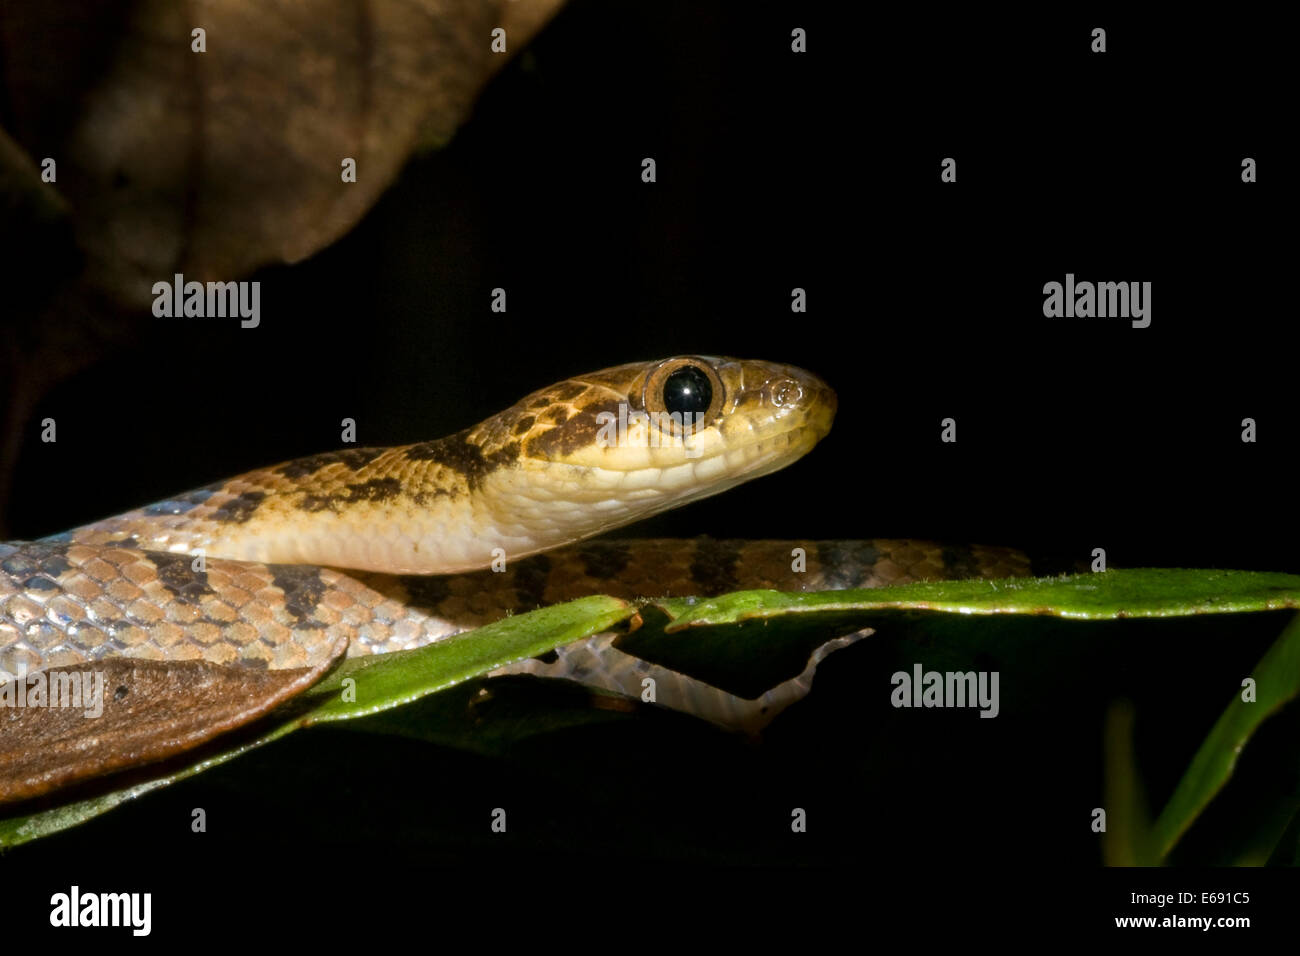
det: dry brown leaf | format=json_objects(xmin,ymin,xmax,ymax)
[
  {"xmin": 0, "ymin": 640, "xmax": 346, "ymax": 804},
  {"xmin": 0, "ymin": 0, "xmax": 565, "ymax": 307}
]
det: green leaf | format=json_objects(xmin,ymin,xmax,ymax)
[
  {"xmin": 0, "ymin": 594, "xmax": 636, "ymax": 847},
  {"xmin": 623, "ymin": 569, "xmax": 1300, "ymax": 697},
  {"xmin": 656, "ymin": 569, "xmax": 1300, "ymax": 627},
  {"xmin": 1152, "ymin": 611, "xmax": 1300, "ymax": 860},
  {"xmin": 1101, "ymin": 699, "xmax": 1156, "ymax": 866},
  {"xmin": 299, "ymin": 595, "xmax": 635, "ymax": 724}
]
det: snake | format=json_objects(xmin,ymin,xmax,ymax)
[{"xmin": 0, "ymin": 355, "xmax": 1028, "ymax": 804}]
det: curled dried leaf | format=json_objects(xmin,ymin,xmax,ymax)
[{"xmin": 0, "ymin": 639, "xmax": 345, "ymax": 804}]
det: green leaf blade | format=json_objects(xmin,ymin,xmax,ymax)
[
  {"xmin": 1152, "ymin": 611, "xmax": 1300, "ymax": 860},
  {"xmin": 658, "ymin": 569, "xmax": 1300, "ymax": 629},
  {"xmin": 302, "ymin": 594, "xmax": 636, "ymax": 723}
]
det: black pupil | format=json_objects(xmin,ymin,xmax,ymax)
[{"xmin": 662, "ymin": 366, "xmax": 712, "ymax": 417}]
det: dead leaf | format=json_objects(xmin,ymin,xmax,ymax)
[
  {"xmin": 0, "ymin": 0, "xmax": 565, "ymax": 306},
  {"xmin": 0, "ymin": 639, "xmax": 346, "ymax": 804}
]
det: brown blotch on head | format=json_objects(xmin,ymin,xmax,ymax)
[
  {"xmin": 512, "ymin": 415, "xmax": 536, "ymax": 437},
  {"xmin": 549, "ymin": 382, "xmax": 586, "ymax": 402},
  {"xmin": 525, "ymin": 399, "xmax": 622, "ymax": 459},
  {"xmin": 542, "ymin": 406, "xmax": 572, "ymax": 426}
]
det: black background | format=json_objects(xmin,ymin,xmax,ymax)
[
  {"xmin": 8, "ymin": 6, "xmax": 1292, "ymax": 572},
  {"xmin": 2, "ymin": 2, "xmax": 1296, "ymax": 937}
]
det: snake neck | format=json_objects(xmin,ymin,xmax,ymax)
[{"xmin": 56, "ymin": 437, "xmax": 536, "ymax": 573}]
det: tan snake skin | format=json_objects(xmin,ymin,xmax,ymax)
[{"xmin": 0, "ymin": 536, "xmax": 1029, "ymax": 691}]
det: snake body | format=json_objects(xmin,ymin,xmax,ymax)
[{"xmin": 0, "ymin": 356, "xmax": 1024, "ymax": 802}]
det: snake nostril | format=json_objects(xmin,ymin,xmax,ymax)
[{"xmin": 770, "ymin": 380, "xmax": 803, "ymax": 408}]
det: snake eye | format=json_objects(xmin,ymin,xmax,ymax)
[
  {"xmin": 662, "ymin": 366, "xmax": 712, "ymax": 416},
  {"xmin": 642, "ymin": 357, "xmax": 726, "ymax": 434}
]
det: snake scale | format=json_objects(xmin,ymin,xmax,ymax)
[{"xmin": 0, "ymin": 356, "xmax": 1027, "ymax": 804}]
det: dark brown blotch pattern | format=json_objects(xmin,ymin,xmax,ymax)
[
  {"xmin": 298, "ymin": 477, "xmax": 404, "ymax": 513},
  {"xmin": 524, "ymin": 399, "xmax": 622, "ymax": 459},
  {"xmin": 210, "ymin": 490, "xmax": 267, "ymax": 524},
  {"xmin": 549, "ymin": 382, "xmax": 586, "ymax": 402},
  {"xmin": 403, "ymin": 431, "xmax": 521, "ymax": 491},
  {"xmin": 688, "ymin": 539, "xmax": 743, "ymax": 597},
  {"xmin": 148, "ymin": 552, "xmax": 216, "ymax": 604},
  {"xmin": 576, "ymin": 541, "xmax": 632, "ymax": 580},
  {"xmin": 510, "ymin": 554, "xmax": 552, "ymax": 612},
  {"xmin": 275, "ymin": 447, "xmax": 386, "ymax": 479},
  {"xmin": 269, "ymin": 565, "xmax": 329, "ymax": 628}
]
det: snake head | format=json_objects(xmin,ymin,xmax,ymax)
[{"xmin": 476, "ymin": 356, "xmax": 837, "ymax": 554}]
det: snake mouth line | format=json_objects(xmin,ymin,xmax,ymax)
[
  {"xmin": 717, "ymin": 430, "xmax": 824, "ymax": 489},
  {"xmin": 556, "ymin": 416, "xmax": 828, "ymax": 487},
  {"xmin": 632, "ymin": 420, "xmax": 827, "ymax": 504}
]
